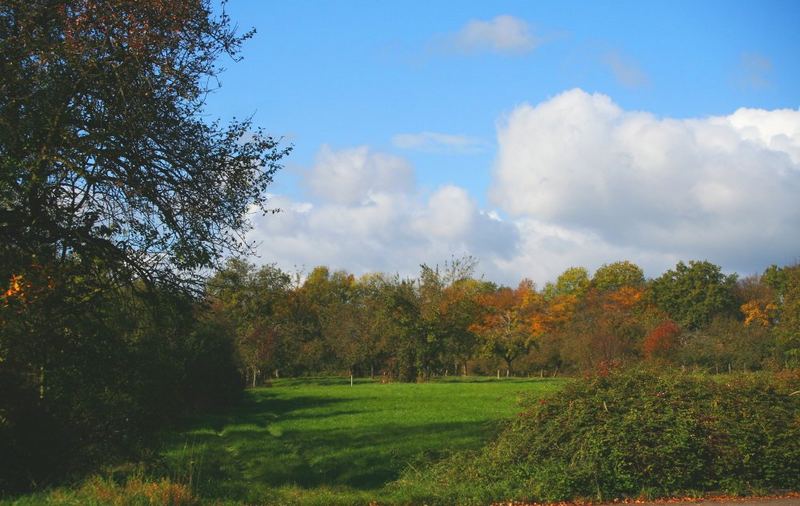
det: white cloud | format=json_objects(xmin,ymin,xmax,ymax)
[
  {"xmin": 392, "ymin": 131, "xmax": 486, "ymax": 154},
  {"xmin": 491, "ymin": 88, "xmax": 800, "ymax": 276},
  {"xmin": 305, "ymin": 145, "xmax": 415, "ymax": 205},
  {"xmin": 246, "ymin": 91, "xmax": 800, "ymax": 285},
  {"xmin": 249, "ymin": 147, "xmax": 520, "ymax": 281},
  {"xmin": 450, "ymin": 15, "xmax": 537, "ymax": 55}
]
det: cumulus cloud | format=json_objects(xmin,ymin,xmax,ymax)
[
  {"xmin": 448, "ymin": 15, "xmax": 537, "ymax": 55},
  {"xmin": 305, "ymin": 145, "xmax": 414, "ymax": 205},
  {"xmin": 249, "ymin": 147, "xmax": 519, "ymax": 281},
  {"xmin": 392, "ymin": 131, "xmax": 487, "ymax": 154},
  {"xmin": 246, "ymin": 91, "xmax": 799, "ymax": 284},
  {"xmin": 491, "ymin": 88, "xmax": 800, "ymax": 275}
]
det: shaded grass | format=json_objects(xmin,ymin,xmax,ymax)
[
  {"xmin": 159, "ymin": 377, "xmax": 563, "ymax": 504},
  {"xmin": 1, "ymin": 377, "xmax": 564, "ymax": 505}
]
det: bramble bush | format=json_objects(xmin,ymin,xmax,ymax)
[{"xmin": 395, "ymin": 367, "xmax": 800, "ymax": 505}]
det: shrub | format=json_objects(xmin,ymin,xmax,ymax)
[{"xmin": 396, "ymin": 367, "xmax": 800, "ymax": 505}]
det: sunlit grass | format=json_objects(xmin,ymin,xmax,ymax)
[
  {"xmin": 1, "ymin": 376, "xmax": 565, "ymax": 505},
  {"xmin": 159, "ymin": 376, "xmax": 565, "ymax": 504}
]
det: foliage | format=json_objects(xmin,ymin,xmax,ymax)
[
  {"xmin": 0, "ymin": 1, "xmax": 270, "ymax": 491},
  {"xmin": 0, "ymin": 0, "xmax": 289, "ymax": 289},
  {"xmin": 543, "ymin": 266, "xmax": 590, "ymax": 300},
  {"xmin": 398, "ymin": 368, "xmax": 800, "ymax": 505},
  {"xmin": 592, "ymin": 260, "xmax": 645, "ymax": 292},
  {"xmin": 200, "ymin": 258, "xmax": 799, "ymax": 382},
  {"xmin": 771, "ymin": 265, "xmax": 800, "ymax": 366},
  {"xmin": 650, "ymin": 260, "xmax": 737, "ymax": 330},
  {"xmin": 560, "ymin": 286, "xmax": 647, "ymax": 370},
  {"xmin": 643, "ymin": 319, "xmax": 681, "ymax": 360},
  {"xmin": 0, "ymin": 279, "xmax": 241, "ymax": 492},
  {"xmin": 471, "ymin": 280, "xmax": 539, "ymax": 374}
]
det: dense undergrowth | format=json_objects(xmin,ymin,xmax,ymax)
[{"xmin": 395, "ymin": 368, "xmax": 800, "ymax": 505}]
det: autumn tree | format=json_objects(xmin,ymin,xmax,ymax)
[
  {"xmin": 562, "ymin": 285, "xmax": 646, "ymax": 371},
  {"xmin": 643, "ymin": 319, "xmax": 681, "ymax": 361},
  {"xmin": 472, "ymin": 281, "xmax": 539, "ymax": 376}
]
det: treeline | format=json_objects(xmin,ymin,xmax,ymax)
[{"xmin": 208, "ymin": 258, "xmax": 800, "ymax": 383}]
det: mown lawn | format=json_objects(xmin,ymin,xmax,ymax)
[{"xmin": 160, "ymin": 376, "xmax": 564, "ymax": 504}]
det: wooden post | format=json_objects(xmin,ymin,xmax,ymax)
[
  {"xmin": 350, "ymin": 374, "xmax": 353, "ymax": 387},
  {"xmin": 497, "ymin": 369, "xmax": 500, "ymax": 379}
]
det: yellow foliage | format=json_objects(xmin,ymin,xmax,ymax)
[{"xmin": 741, "ymin": 300, "xmax": 776, "ymax": 327}]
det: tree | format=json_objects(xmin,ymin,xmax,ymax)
[
  {"xmin": 649, "ymin": 261, "xmax": 737, "ymax": 330},
  {"xmin": 1, "ymin": 0, "xmax": 289, "ymax": 290},
  {"xmin": 561, "ymin": 286, "xmax": 646, "ymax": 371},
  {"xmin": 768, "ymin": 264, "xmax": 800, "ymax": 367},
  {"xmin": 472, "ymin": 281, "xmax": 538, "ymax": 376},
  {"xmin": 0, "ymin": 1, "xmax": 284, "ymax": 490},
  {"xmin": 206, "ymin": 259, "xmax": 292, "ymax": 386},
  {"xmin": 592, "ymin": 261, "xmax": 645, "ymax": 292},
  {"xmin": 642, "ymin": 320, "xmax": 680, "ymax": 361},
  {"xmin": 543, "ymin": 266, "xmax": 590, "ymax": 300}
]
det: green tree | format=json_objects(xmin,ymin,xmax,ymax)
[
  {"xmin": 0, "ymin": 1, "xmax": 283, "ymax": 490},
  {"xmin": 0, "ymin": 0, "xmax": 289, "ymax": 289},
  {"xmin": 769, "ymin": 264, "xmax": 800, "ymax": 367},
  {"xmin": 592, "ymin": 261, "xmax": 645, "ymax": 292},
  {"xmin": 543, "ymin": 267, "xmax": 590, "ymax": 300},
  {"xmin": 649, "ymin": 260, "xmax": 737, "ymax": 330}
]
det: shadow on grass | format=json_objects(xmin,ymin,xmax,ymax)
[{"xmin": 162, "ymin": 389, "xmax": 496, "ymax": 499}]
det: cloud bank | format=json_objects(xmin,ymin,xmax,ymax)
[
  {"xmin": 249, "ymin": 90, "xmax": 800, "ymax": 284},
  {"xmin": 491, "ymin": 89, "xmax": 800, "ymax": 277},
  {"xmin": 249, "ymin": 146, "xmax": 519, "ymax": 280}
]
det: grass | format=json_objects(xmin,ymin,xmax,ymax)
[
  {"xmin": 157, "ymin": 376, "xmax": 564, "ymax": 505},
  {"xmin": 2, "ymin": 376, "xmax": 563, "ymax": 505}
]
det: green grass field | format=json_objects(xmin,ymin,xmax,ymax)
[
  {"xmin": 2, "ymin": 376, "xmax": 564, "ymax": 505},
  {"xmin": 158, "ymin": 376, "xmax": 564, "ymax": 505}
]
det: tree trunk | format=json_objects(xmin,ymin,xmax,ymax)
[{"xmin": 39, "ymin": 366, "xmax": 45, "ymax": 400}]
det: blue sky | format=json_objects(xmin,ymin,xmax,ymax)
[{"xmin": 207, "ymin": 1, "xmax": 800, "ymax": 284}]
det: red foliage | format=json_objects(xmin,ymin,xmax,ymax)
[{"xmin": 643, "ymin": 319, "xmax": 681, "ymax": 360}]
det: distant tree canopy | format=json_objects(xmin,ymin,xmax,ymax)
[
  {"xmin": 206, "ymin": 258, "xmax": 800, "ymax": 384},
  {"xmin": 650, "ymin": 260, "xmax": 738, "ymax": 330},
  {"xmin": 0, "ymin": 0, "xmax": 289, "ymax": 289}
]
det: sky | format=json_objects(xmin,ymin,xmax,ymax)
[{"xmin": 206, "ymin": 0, "xmax": 800, "ymax": 285}]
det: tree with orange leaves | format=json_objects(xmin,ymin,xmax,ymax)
[{"xmin": 471, "ymin": 280, "xmax": 539, "ymax": 376}]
